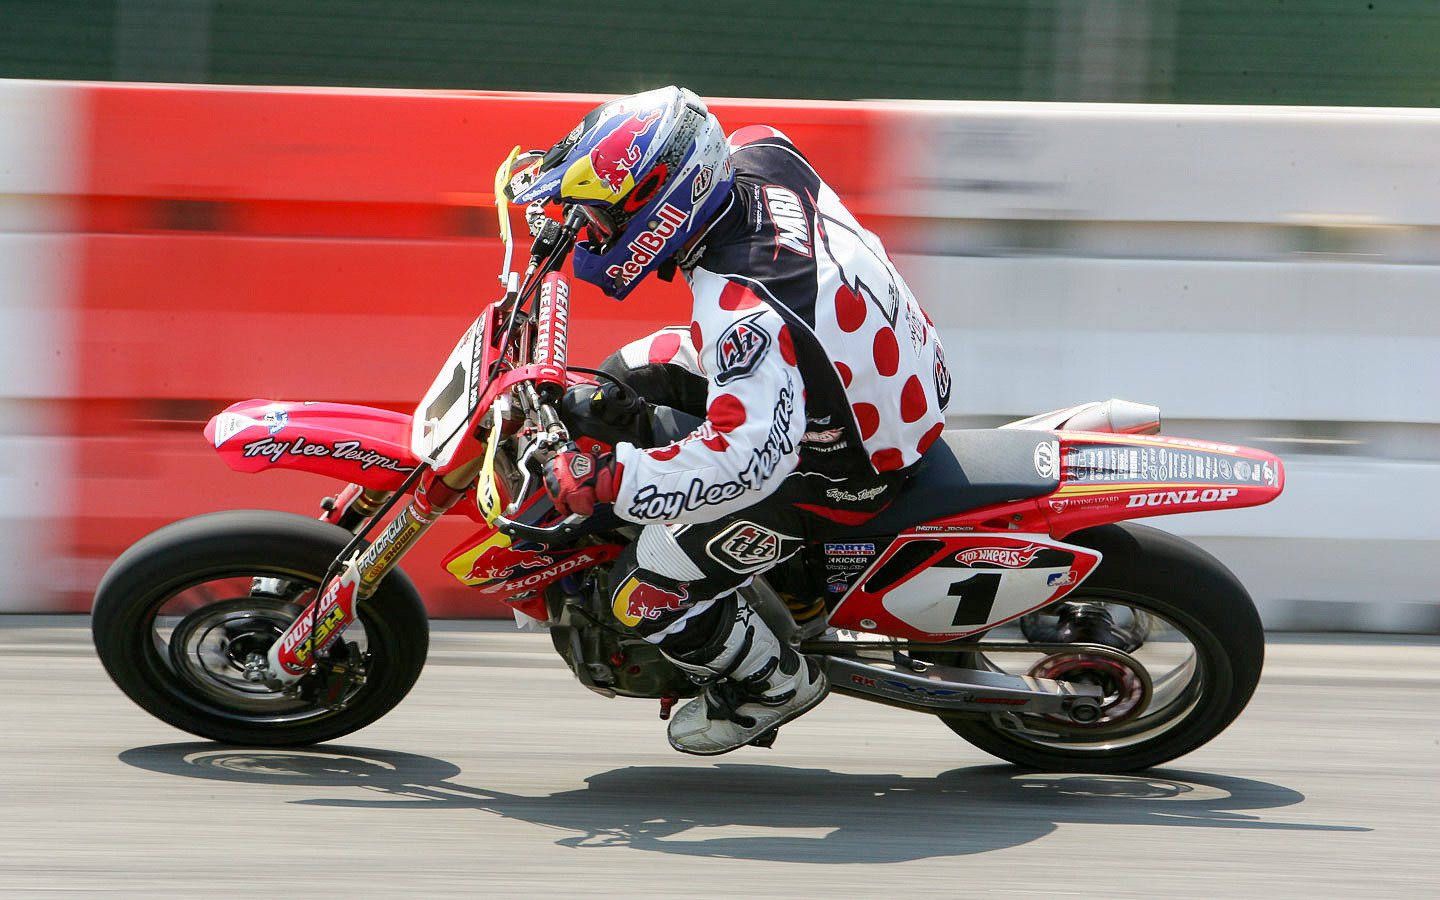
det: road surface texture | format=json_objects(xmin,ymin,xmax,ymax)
[{"xmin": 2, "ymin": 617, "xmax": 1435, "ymax": 898}]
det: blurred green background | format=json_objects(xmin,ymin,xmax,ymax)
[{"xmin": 2, "ymin": 0, "xmax": 1438, "ymax": 105}]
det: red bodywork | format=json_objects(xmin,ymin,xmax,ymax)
[
  {"xmin": 827, "ymin": 430, "xmax": 1284, "ymax": 641},
  {"xmin": 206, "ymin": 400, "xmax": 419, "ymax": 491}
]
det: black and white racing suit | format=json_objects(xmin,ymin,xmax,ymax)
[{"xmin": 600, "ymin": 126, "xmax": 952, "ymax": 671}]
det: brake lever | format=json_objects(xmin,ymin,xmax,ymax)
[{"xmin": 494, "ymin": 512, "xmax": 588, "ymax": 543}]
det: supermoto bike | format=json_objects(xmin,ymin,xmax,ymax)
[{"xmin": 92, "ymin": 149, "xmax": 1284, "ymax": 772}]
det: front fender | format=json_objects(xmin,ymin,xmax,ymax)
[{"xmin": 204, "ymin": 399, "xmax": 421, "ymax": 490}]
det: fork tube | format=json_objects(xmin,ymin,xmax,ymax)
[
  {"xmin": 267, "ymin": 455, "xmax": 490, "ymax": 681},
  {"xmin": 354, "ymin": 454, "xmax": 489, "ymax": 598}
]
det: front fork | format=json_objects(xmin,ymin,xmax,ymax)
[{"xmin": 264, "ymin": 456, "xmax": 488, "ymax": 687}]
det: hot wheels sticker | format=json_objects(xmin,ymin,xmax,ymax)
[{"xmin": 953, "ymin": 545, "xmax": 1043, "ymax": 568}]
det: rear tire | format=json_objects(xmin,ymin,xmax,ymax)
[
  {"xmin": 92, "ymin": 510, "xmax": 428, "ymax": 746},
  {"xmin": 940, "ymin": 523, "xmax": 1263, "ymax": 772}
]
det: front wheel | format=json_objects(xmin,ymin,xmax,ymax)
[
  {"xmin": 92, "ymin": 510, "xmax": 429, "ymax": 745},
  {"xmin": 938, "ymin": 523, "xmax": 1264, "ymax": 772}
]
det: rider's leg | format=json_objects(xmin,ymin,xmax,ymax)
[{"xmin": 608, "ymin": 519, "xmax": 826, "ymax": 755}]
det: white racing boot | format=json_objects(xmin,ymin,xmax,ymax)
[{"xmin": 666, "ymin": 606, "xmax": 829, "ymax": 755}]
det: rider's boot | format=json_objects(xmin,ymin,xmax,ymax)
[{"xmin": 665, "ymin": 605, "xmax": 828, "ymax": 756}]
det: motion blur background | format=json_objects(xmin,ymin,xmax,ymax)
[{"xmin": 1, "ymin": 0, "xmax": 1437, "ymax": 629}]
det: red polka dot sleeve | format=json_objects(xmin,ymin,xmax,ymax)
[{"xmin": 609, "ymin": 290, "xmax": 807, "ymax": 524}]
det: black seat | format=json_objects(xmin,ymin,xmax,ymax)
[
  {"xmin": 857, "ymin": 429, "xmax": 1059, "ymax": 535},
  {"xmin": 649, "ymin": 408, "xmax": 1058, "ymax": 535}
]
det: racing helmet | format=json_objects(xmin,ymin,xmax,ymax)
[{"xmin": 509, "ymin": 86, "xmax": 734, "ymax": 300}]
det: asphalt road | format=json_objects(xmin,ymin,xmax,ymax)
[{"xmin": 2, "ymin": 618, "xmax": 1436, "ymax": 899}]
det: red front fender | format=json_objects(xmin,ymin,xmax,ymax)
[{"xmin": 204, "ymin": 399, "xmax": 421, "ymax": 490}]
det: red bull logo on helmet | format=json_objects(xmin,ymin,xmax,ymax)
[
  {"xmin": 604, "ymin": 202, "xmax": 689, "ymax": 289},
  {"xmin": 590, "ymin": 109, "xmax": 663, "ymax": 195},
  {"xmin": 613, "ymin": 576, "xmax": 690, "ymax": 627}
]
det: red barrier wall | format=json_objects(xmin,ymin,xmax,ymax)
[{"xmin": 65, "ymin": 84, "xmax": 884, "ymax": 615}]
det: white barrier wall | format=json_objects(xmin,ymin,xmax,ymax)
[
  {"xmin": 0, "ymin": 81, "xmax": 80, "ymax": 613},
  {"xmin": 896, "ymin": 101, "xmax": 1440, "ymax": 632},
  {"xmin": 0, "ymin": 83, "xmax": 1435, "ymax": 630}
]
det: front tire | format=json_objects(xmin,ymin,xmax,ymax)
[
  {"xmin": 92, "ymin": 510, "xmax": 428, "ymax": 745},
  {"xmin": 940, "ymin": 523, "xmax": 1264, "ymax": 772}
]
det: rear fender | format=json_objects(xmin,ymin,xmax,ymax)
[
  {"xmin": 916, "ymin": 431, "xmax": 1284, "ymax": 538},
  {"xmin": 1039, "ymin": 431, "xmax": 1284, "ymax": 534},
  {"xmin": 204, "ymin": 399, "xmax": 420, "ymax": 491}
]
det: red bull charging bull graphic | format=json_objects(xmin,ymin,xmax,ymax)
[
  {"xmin": 589, "ymin": 109, "xmax": 662, "ymax": 195},
  {"xmin": 613, "ymin": 576, "xmax": 690, "ymax": 627},
  {"xmin": 466, "ymin": 543, "xmax": 556, "ymax": 581}
]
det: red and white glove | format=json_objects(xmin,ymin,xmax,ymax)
[{"xmin": 542, "ymin": 447, "xmax": 621, "ymax": 517}]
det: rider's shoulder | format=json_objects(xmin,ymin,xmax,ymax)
[{"xmin": 727, "ymin": 125, "xmax": 796, "ymax": 151}]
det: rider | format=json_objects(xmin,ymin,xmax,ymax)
[{"xmin": 510, "ymin": 86, "xmax": 950, "ymax": 755}]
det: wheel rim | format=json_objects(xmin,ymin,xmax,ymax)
[
  {"xmin": 144, "ymin": 571, "xmax": 375, "ymax": 725},
  {"xmin": 960, "ymin": 593, "xmax": 1213, "ymax": 753}
]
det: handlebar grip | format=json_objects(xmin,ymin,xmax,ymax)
[{"xmin": 533, "ymin": 272, "xmax": 570, "ymax": 396}]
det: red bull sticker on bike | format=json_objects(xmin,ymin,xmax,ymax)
[
  {"xmin": 474, "ymin": 546, "xmax": 619, "ymax": 596},
  {"xmin": 444, "ymin": 531, "xmax": 619, "ymax": 591},
  {"xmin": 613, "ymin": 576, "xmax": 691, "ymax": 627}
]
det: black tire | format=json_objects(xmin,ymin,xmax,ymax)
[
  {"xmin": 940, "ymin": 523, "xmax": 1264, "ymax": 772},
  {"xmin": 92, "ymin": 510, "xmax": 428, "ymax": 746}
]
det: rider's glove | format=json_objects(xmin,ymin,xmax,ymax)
[{"xmin": 542, "ymin": 446, "xmax": 620, "ymax": 517}]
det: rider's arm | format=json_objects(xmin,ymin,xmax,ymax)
[{"xmin": 609, "ymin": 282, "xmax": 807, "ymax": 525}]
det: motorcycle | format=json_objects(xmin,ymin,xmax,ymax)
[{"xmin": 92, "ymin": 150, "xmax": 1284, "ymax": 772}]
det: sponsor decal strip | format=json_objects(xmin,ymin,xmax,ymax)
[
  {"xmin": 1054, "ymin": 481, "xmax": 1249, "ymax": 497},
  {"xmin": 1059, "ymin": 433, "xmax": 1245, "ymax": 454},
  {"xmin": 241, "ymin": 434, "xmax": 413, "ymax": 473}
]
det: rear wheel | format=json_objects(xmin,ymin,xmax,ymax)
[
  {"xmin": 937, "ymin": 523, "xmax": 1263, "ymax": 772},
  {"xmin": 92, "ymin": 511, "xmax": 428, "ymax": 746}
]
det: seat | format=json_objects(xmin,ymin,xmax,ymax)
[{"xmin": 857, "ymin": 429, "xmax": 1059, "ymax": 535}]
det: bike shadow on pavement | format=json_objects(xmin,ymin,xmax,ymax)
[{"xmin": 118, "ymin": 742, "xmax": 1370, "ymax": 864}]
